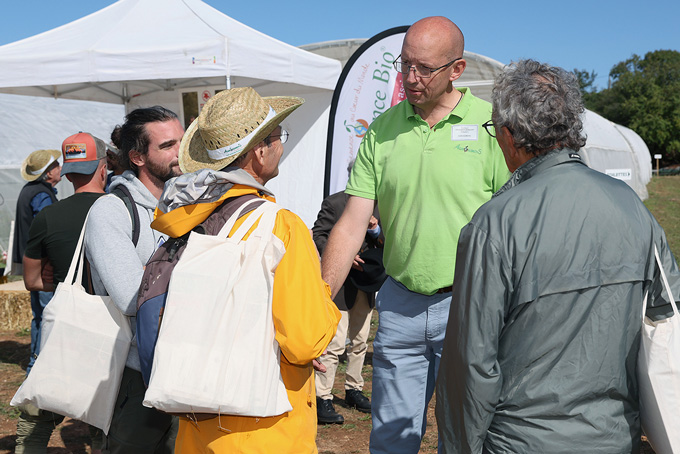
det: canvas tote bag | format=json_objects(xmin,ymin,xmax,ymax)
[
  {"xmin": 638, "ymin": 245, "xmax": 680, "ymax": 453},
  {"xmin": 11, "ymin": 214, "xmax": 132, "ymax": 433},
  {"xmin": 143, "ymin": 199, "xmax": 293, "ymax": 417}
]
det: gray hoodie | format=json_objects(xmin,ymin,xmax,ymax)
[{"xmin": 84, "ymin": 170, "xmax": 166, "ymax": 371}]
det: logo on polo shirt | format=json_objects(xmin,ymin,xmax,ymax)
[{"xmin": 454, "ymin": 144, "xmax": 481, "ymax": 154}]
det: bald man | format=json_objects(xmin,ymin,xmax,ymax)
[{"xmin": 321, "ymin": 16, "xmax": 510, "ymax": 453}]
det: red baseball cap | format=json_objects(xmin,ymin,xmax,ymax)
[{"xmin": 61, "ymin": 132, "xmax": 107, "ymax": 176}]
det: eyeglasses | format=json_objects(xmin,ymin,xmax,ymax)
[
  {"xmin": 482, "ymin": 120, "xmax": 496, "ymax": 138},
  {"xmin": 482, "ymin": 120, "xmax": 513, "ymax": 138},
  {"xmin": 265, "ymin": 128, "xmax": 289, "ymax": 145},
  {"xmin": 393, "ymin": 55, "xmax": 462, "ymax": 78}
]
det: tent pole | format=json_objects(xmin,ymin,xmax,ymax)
[
  {"xmin": 123, "ymin": 83, "xmax": 129, "ymax": 113},
  {"xmin": 226, "ymin": 75, "xmax": 231, "ymax": 89}
]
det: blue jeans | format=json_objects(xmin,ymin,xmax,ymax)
[
  {"xmin": 27, "ymin": 290, "xmax": 53, "ymax": 374},
  {"xmin": 370, "ymin": 277, "xmax": 451, "ymax": 454}
]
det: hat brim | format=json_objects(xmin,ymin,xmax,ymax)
[
  {"xmin": 21, "ymin": 149, "xmax": 61, "ymax": 182},
  {"xmin": 179, "ymin": 96, "xmax": 304, "ymax": 174},
  {"xmin": 61, "ymin": 159, "xmax": 100, "ymax": 176}
]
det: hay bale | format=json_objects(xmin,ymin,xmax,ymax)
[{"xmin": 0, "ymin": 290, "xmax": 31, "ymax": 331}]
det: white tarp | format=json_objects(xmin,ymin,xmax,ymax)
[
  {"xmin": 0, "ymin": 0, "xmax": 342, "ymax": 232},
  {"xmin": 0, "ymin": 93, "xmax": 125, "ymax": 257},
  {"xmin": 581, "ymin": 110, "xmax": 652, "ymax": 200}
]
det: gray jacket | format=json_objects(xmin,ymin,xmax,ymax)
[
  {"xmin": 84, "ymin": 170, "xmax": 166, "ymax": 371},
  {"xmin": 436, "ymin": 149, "xmax": 680, "ymax": 454}
]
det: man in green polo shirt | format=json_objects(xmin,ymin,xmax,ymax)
[{"xmin": 321, "ymin": 16, "xmax": 509, "ymax": 453}]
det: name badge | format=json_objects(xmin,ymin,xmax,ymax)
[{"xmin": 451, "ymin": 124, "xmax": 479, "ymax": 141}]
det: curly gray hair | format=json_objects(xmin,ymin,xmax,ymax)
[{"xmin": 492, "ymin": 59, "xmax": 586, "ymax": 156}]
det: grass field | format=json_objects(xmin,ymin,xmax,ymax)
[{"xmin": 644, "ymin": 175, "xmax": 680, "ymax": 256}]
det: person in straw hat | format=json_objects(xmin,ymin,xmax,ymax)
[
  {"xmin": 12, "ymin": 149, "xmax": 62, "ymax": 276},
  {"xmin": 11, "ymin": 149, "xmax": 62, "ymax": 378},
  {"xmin": 151, "ymin": 86, "xmax": 341, "ymax": 453}
]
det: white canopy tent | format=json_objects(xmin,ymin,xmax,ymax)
[{"xmin": 0, "ymin": 0, "xmax": 342, "ymax": 233}]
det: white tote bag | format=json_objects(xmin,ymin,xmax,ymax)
[
  {"xmin": 143, "ymin": 199, "xmax": 293, "ymax": 417},
  {"xmin": 638, "ymin": 245, "xmax": 680, "ymax": 454},
  {"xmin": 11, "ymin": 216, "xmax": 132, "ymax": 434}
]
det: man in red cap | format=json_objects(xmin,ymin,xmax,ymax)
[{"xmin": 16, "ymin": 132, "xmax": 109, "ymax": 454}]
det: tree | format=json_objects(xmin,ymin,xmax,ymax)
[
  {"xmin": 573, "ymin": 68, "xmax": 597, "ymax": 96},
  {"xmin": 585, "ymin": 50, "xmax": 680, "ymax": 165}
]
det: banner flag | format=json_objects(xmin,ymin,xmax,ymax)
[{"xmin": 324, "ymin": 26, "xmax": 408, "ymax": 198}]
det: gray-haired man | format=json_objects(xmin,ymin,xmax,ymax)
[{"xmin": 436, "ymin": 59, "xmax": 680, "ymax": 454}]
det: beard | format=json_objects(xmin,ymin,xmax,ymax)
[{"xmin": 146, "ymin": 158, "xmax": 181, "ymax": 183}]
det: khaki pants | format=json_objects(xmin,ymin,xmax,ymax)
[
  {"xmin": 315, "ymin": 290, "xmax": 373, "ymax": 399},
  {"xmin": 14, "ymin": 408, "xmax": 64, "ymax": 454}
]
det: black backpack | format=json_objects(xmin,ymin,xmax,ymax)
[{"xmin": 111, "ymin": 185, "xmax": 140, "ymax": 246}]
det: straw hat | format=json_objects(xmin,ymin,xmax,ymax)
[
  {"xmin": 179, "ymin": 87, "xmax": 304, "ymax": 174},
  {"xmin": 21, "ymin": 149, "xmax": 61, "ymax": 182}
]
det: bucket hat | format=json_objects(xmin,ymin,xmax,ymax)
[{"xmin": 179, "ymin": 87, "xmax": 304, "ymax": 174}]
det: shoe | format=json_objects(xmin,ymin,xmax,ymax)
[
  {"xmin": 345, "ymin": 389, "xmax": 371, "ymax": 413},
  {"xmin": 317, "ymin": 397, "xmax": 344, "ymax": 424}
]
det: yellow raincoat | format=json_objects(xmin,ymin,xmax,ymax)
[{"xmin": 152, "ymin": 184, "xmax": 341, "ymax": 454}]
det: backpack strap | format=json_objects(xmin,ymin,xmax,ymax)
[
  {"xmin": 217, "ymin": 198, "xmax": 267, "ymax": 238},
  {"xmin": 112, "ymin": 185, "xmax": 140, "ymax": 247}
]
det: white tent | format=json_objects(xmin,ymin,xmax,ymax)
[
  {"xmin": 581, "ymin": 110, "xmax": 653, "ymax": 200},
  {"xmin": 0, "ymin": 94, "xmax": 124, "ymax": 258},
  {"xmin": 0, "ymin": 0, "xmax": 342, "ymax": 233}
]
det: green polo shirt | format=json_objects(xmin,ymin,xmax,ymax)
[{"xmin": 346, "ymin": 88, "xmax": 510, "ymax": 295}]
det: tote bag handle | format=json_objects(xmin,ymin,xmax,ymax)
[
  {"xmin": 643, "ymin": 245, "xmax": 680, "ymax": 319},
  {"xmin": 63, "ymin": 212, "xmax": 91, "ymax": 288}
]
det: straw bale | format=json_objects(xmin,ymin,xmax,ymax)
[{"xmin": 0, "ymin": 290, "xmax": 31, "ymax": 331}]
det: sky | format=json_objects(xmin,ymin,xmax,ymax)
[{"xmin": 0, "ymin": 0, "xmax": 677, "ymax": 91}]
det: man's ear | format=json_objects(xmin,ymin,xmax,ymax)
[
  {"xmin": 449, "ymin": 59, "xmax": 467, "ymax": 83},
  {"xmin": 499, "ymin": 126, "xmax": 517, "ymax": 156},
  {"xmin": 129, "ymin": 149, "xmax": 144, "ymax": 168},
  {"xmin": 251, "ymin": 142, "xmax": 268, "ymax": 166}
]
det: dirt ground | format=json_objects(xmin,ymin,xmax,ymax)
[
  {"xmin": 0, "ymin": 314, "xmax": 655, "ymax": 454},
  {"xmin": 0, "ymin": 313, "xmax": 435, "ymax": 454}
]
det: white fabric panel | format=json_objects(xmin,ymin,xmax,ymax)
[
  {"xmin": 0, "ymin": 93, "xmax": 119, "ymax": 253},
  {"xmin": 615, "ymin": 123, "xmax": 653, "ymax": 184},
  {"xmin": 581, "ymin": 110, "xmax": 650, "ymax": 200},
  {"xmin": 0, "ymin": 93, "xmax": 124, "ymax": 165},
  {"xmin": 266, "ymin": 91, "xmax": 332, "ymax": 227}
]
